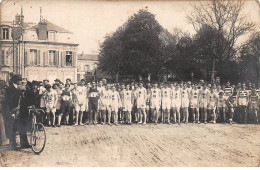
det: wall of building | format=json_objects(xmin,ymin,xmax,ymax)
[
  {"xmin": 77, "ymin": 59, "xmax": 98, "ymax": 82},
  {"xmin": 26, "ymin": 66, "xmax": 76, "ymax": 84}
]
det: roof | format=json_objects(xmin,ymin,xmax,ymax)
[
  {"xmin": 77, "ymin": 54, "xmax": 98, "ymax": 61},
  {"xmin": 32, "ymin": 20, "xmax": 72, "ymax": 33},
  {"xmin": 1, "ymin": 20, "xmax": 72, "ymax": 33}
]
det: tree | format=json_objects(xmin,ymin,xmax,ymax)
[
  {"xmin": 186, "ymin": 0, "xmax": 255, "ymax": 77},
  {"xmin": 239, "ymin": 32, "xmax": 260, "ymax": 83},
  {"xmin": 98, "ymin": 9, "xmax": 174, "ymax": 81}
]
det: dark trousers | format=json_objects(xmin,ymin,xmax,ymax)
[{"xmin": 89, "ymin": 101, "xmax": 98, "ymax": 123}]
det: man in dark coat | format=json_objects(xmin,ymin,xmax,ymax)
[{"xmin": 5, "ymin": 74, "xmax": 30, "ymax": 150}]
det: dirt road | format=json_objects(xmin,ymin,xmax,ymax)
[{"xmin": 1, "ymin": 123, "xmax": 260, "ymax": 167}]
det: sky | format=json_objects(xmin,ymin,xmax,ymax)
[{"xmin": 1, "ymin": 0, "xmax": 259, "ymax": 54}]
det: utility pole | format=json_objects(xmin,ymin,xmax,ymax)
[
  {"xmin": 211, "ymin": 58, "xmax": 216, "ymax": 84},
  {"xmin": 12, "ymin": 8, "xmax": 24, "ymax": 74},
  {"xmin": 12, "ymin": 20, "xmax": 16, "ymax": 73}
]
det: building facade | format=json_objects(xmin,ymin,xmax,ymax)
[
  {"xmin": 77, "ymin": 53, "xmax": 98, "ymax": 82},
  {"xmin": 0, "ymin": 13, "xmax": 78, "ymax": 84}
]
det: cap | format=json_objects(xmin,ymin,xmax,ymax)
[
  {"xmin": 219, "ymin": 90, "xmax": 224, "ymax": 94},
  {"xmin": 45, "ymin": 84, "xmax": 51, "ymax": 89}
]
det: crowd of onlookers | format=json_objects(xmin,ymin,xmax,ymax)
[{"xmin": 0, "ymin": 74, "xmax": 259, "ymax": 149}]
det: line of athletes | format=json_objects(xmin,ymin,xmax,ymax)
[{"xmin": 40, "ymin": 78, "xmax": 259, "ymax": 127}]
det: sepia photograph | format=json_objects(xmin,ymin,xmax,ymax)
[{"xmin": 0, "ymin": 0, "xmax": 259, "ymax": 167}]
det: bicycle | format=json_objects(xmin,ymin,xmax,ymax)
[{"xmin": 27, "ymin": 105, "xmax": 46, "ymax": 154}]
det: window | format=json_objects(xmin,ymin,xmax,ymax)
[
  {"xmin": 2, "ymin": 28, "xmax": 9, "ymax": 40},
  {"xmin": 29, "ymin": 49, "xmax": 37, "ymax": 65},
  {"xmin": 84, "ymin": 65, "xmax": 90, "ymax": 72},
  {"xmin": 65, "ymin": 51, "xmax": 72, "ymax": 66},
  {"xmin": 49, "ymin": 50, "xmax": 55, "ymax": 65},
  {"xmin": 6, "ymin": 51, "xmax": 9, "ymax": 65},
  {"xmin": 1, "ymin": 50, "xmax": 5, "ymax": 65},
  {"xmin": 48, "ymin": 31, "xmax": 55, "ymax": 41}
]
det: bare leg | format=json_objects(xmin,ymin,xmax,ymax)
[
  {"xmin": 107, "ymin": 110, "xmax": 111, "ymax": 125},
  {"xmin": 75, "ymin": 111, "xmax": 79, "ymax": 125},
  {"xmin": 142, "ymin": 109, "xmax": 147, "ymax": 124},
  {"xmin": 185, "ymin": 108, "xmax": 189, "ymax": 123},
  {"xmin": 79, "ymin": 111, "xmax": 83, "ymax": 125},
  {"xmin": 177, "ymin": 108, "xmax": 180, "ymax": 124},
  {"xmin": 167, "ymin": 109, "xmax": 170, "ymax": 123},
  {"xmin": 51, "ymin": 111, "xmax": 56, "ymax": 126}
]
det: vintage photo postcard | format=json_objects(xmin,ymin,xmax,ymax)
[{"xmin": 0, "ymin": 0, "xmax": 259, "ymax": 167}]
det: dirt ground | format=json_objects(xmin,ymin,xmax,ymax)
[{"xmin": 1, "ymin": 123, "xmax": 260, "ymax": 167}]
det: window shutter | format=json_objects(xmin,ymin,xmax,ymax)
[
  {"xmin": 6, "ymin": 51, "xmax": 9, "ymax": 66},
  {"xmin": 72, "ymin": 52, "xmax": 77, "ymax": 67},
  {"xmin": 24, "ymin": 51, "xmax": 28, "ymax": 66},
  {"xmin": 0, "ymin": 50, "xmax": 3, "ymax": 65},
  {"xmin": 37, "ymin": 50, "xmax": 40, "ymax": 65},
  {"xmin": 43, "ymin": 52, "xmax": 46, "ymax": 66},
  {"xmin": 26, "ymin": 50, "xmax": 30, "ymax": 66},
  {"xmin": 55, "ymin": 51, "xmax": 59, "ymax": 66},
  {"xmin": 61, "ymin": 52, "xmax": 66, "ymax": 66},
  {"xmin": 45, "ymin": 50, "xmax": 49, "ymax": 65}
]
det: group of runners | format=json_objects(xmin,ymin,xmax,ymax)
[{"xmin": 24, "ymin": 78, "xmax": 259, "ymax": 127}]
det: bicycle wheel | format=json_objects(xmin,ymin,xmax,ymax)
[{"xmin": 31, "ymin": 123, "xmax": 46, "ymax": 154}]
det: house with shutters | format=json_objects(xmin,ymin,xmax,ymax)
[{"xmin": 0, "ymin": 12, "xmax": 78, "ymax": 84}]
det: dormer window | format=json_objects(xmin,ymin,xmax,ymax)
[
  {"xmin": 2, "ymin": 28, "xmax": 9, "ymax": 40},
  {"xmin": 48, "ymin": 31, "xmax": 56, "ymax": 41}
]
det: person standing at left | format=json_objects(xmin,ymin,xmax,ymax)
[{"xmin": 5, "ymin": 74, "xmax": 30, "ymax": 150}]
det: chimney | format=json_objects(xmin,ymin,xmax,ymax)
[
  {"xmin": 38, "ymin": 7, "xmax": 47, "ymax": 40},
  {"xmin": 38, "ymin": 21, "xmax": 47, "ymax": 40}
]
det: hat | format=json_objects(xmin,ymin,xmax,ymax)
[
  {"xmin": 219, "ymin": 90, "xmax": 224, "ymax": 94},
  {"xmin": 54, "ymin": 79, "xmax": 60, "ymax": 82},
  {"xmin": 31, "ymin": 80, "xmax": 39, "ymax": 86},
  {"xmin": 11, "ymin": 74, "xmax": 22, "ymax": 83}
]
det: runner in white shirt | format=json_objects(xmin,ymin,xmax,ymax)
[
  {"xmin": 73, "ymin": 82, "xmax": 87, "ymax": 126},
  {"xmin": 100, "ymin": 84, "xmax": 112, "ymax": 125},
  {"xmin": 207, "ymin": 86, "xmax": 218, "ymax": 124},
  {"xmin": 237, "ymin": 83, "xmax": 249, "ymax": 124},
  {"xmin": 199, "ymin": 83, "xmax": 210, "ymax": 124},
  {"xmin": 110, "ymin": 85, "xmax": 122, "ymax": 125},
  {"xmin": 122, "ymin": 84, "xmax": 134, "ymax": 125},
  {"xmin": 44, "ymin": 84, "xmax": 58, "ymax": 127},
  {"xmin": 97, "ymin": 81, "xmax": 105, "ymax": 123},
  {"xmin": 181, "ymin": 83, "xmax": 190, "ymax": 124},
  {"xmin": 55, "ymin": 83, "xmax": 64, "ymax": 114},
  {"xmin": 136, "ymin": 82, "xmax": 147, "ymax": 125},
  {"xmin": 171, "ymin": 84, "xmax": 181, "ymax": 125},
  {"xmin": 190, "ymin": 84, "xmax": 200, "ymax": 123},
  {"xmin": 39, "ymin": 81, "xmax": 47, "ymax": 109},
  {"xmin": 161, "ymin": 83, "xmax": 171, "ymax": 124},
  {"xmin": 150, "ymin": 82, "xmax": 161, "ymax": 125},
  {"xmin": 217, "ymin": 91, "xmax": 227, "ymax": 124}
]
